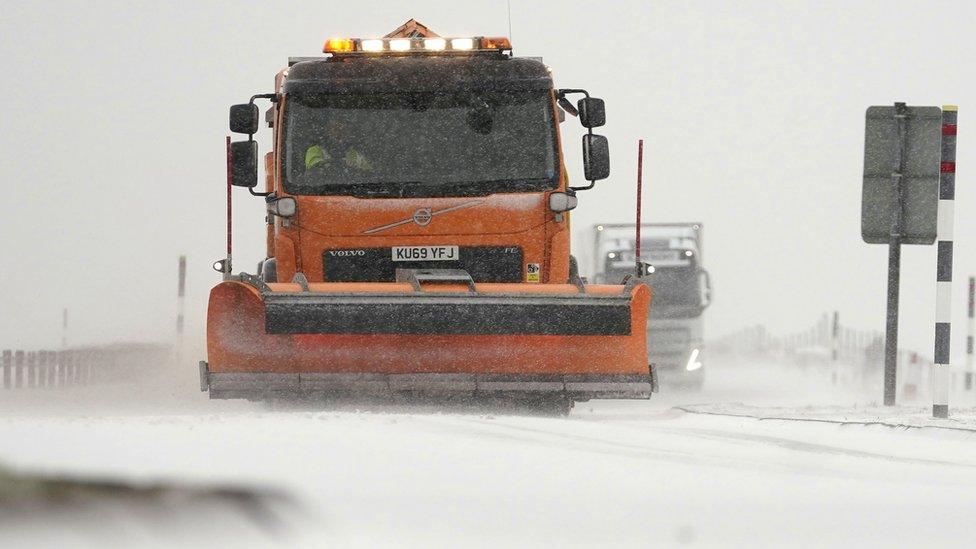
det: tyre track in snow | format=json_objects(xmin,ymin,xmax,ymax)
[
  {"xmin": 411, "ymin": 414, "xmax": 861, "ymax": 479},
  {"xmin": 585, "ymin": 408, "xmax": 976, "ymax": 470},
  {"xmin": 409, "ymin": 410, "xmax": 976, "ymax": 485},
  {"xmin": 628, "ymin": 424, "xmax": 976, "ymax": 470}
]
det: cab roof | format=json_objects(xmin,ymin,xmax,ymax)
[{"xmin": 284, "ymin": 56, "xmax": 552, "ymax": 94}]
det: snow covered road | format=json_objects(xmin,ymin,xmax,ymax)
[{"xmin": 3, "ymin": 361, "xmax": 976, "ymax": 547}]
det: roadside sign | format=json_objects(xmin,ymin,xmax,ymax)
[
  {"xmin": 861, "ymin": 103, "xmax": 944, "ymax": 408},
  {"xmin": 862, "ymin": 105, "xmax": 942, "ymax": 244}
]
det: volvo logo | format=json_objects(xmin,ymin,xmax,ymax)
[
  {"xmin": 328, "ymin": 250, "xmax": 366, "ymax": 257},
  {"xmin": 412, "ymin": 208, "xmax": 433, "ymax": 226},
  {"xmin": 362, "ymin": 200, "xmax": 486, "ymax": 235}
]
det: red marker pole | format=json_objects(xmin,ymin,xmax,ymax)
[
  {"xmin": 932, "ymin": 106, "xmax": 957, "ymax": 418},
  {"xmin": 225, "ymin": 136, "xmax": 233, "ymax": 280},
  {"xmin": 635, "ymin": 139, "xmax": 644, "ymax": 277}
]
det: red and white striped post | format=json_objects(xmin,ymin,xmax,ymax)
[{"xmin": 932, "ymin": 105, "xmax": 957, "ymax": 419}]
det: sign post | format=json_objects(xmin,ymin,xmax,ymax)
[{"xmin": 862, "ymin": 103, "xmax": 942, "ymax": 406}]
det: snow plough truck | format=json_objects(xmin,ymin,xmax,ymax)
[{"xmin": 199, "ymin": 20, "xmax": 656, "ymax": 410}]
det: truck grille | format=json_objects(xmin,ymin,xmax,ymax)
[{"xmin": 323, "ymin": 246, "xmax": 523, "ymax": 283}]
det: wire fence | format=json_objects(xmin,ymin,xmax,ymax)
[{"xmin": 708, "ymin": 314, "xmax": 973, "ymax": 403}]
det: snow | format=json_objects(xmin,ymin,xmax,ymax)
[{"xmin": 3, "ymin": 359, "xmax": 976, "ymax": 547}]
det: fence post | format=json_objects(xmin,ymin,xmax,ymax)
[
  {"xmin": 45, "ymin": 351, "xmax": 55, "ymax": 387},
  {"xmin": 45, "ymin": 350, "xmax": 55, "ymax": 388},
  {"xmin": 63, "ymin": 350, "xmax": 70, "ymax": 386},
  {"xmin": 82, "ymin": 351, "xmax": 95, "ymax": 384},
  {"xmin": 54, "ymin": 350, "xmax": 62, "ymax": 388},
  {"xmin": 62, "ymin": 350, "xmax": 70, "ymax": 386},
  {"xmin": 72, "ymin": 350, "xmax": 82, "ymax": 385},
  {"xmin": 26, "ymin": 351, "xmax": 37, "ymax": 388},
  {"xmin": 177, "ymin": 255, "xmax": 186, "ymax": 369},
  {"xmin": 59, "ymin": 350, "xmax": 70, "ymax": 386},
  {"xmin": 966, "ymin": 276, "xmax": 974, "ymax": 392},
  {"xmin": 2, "ymin": 350, "xmax": 10, "ymax": 389},
  {"xmin": 831, "ymin": 311, "xmax": 840, "ymax": 384},
  {"xmin": 36, "ymin": 351, "xmax": 46, "ymax": 388},
  {"xmin": 51, "ymin": 350, "xmax": 60, "ymax": 387},
  {"xmin": 14, "ymin": 350, "xmax": 24, "ymax": 387}
]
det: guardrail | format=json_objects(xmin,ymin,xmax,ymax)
[
  {"xmin": 2, "ymin": 350, "xmax": 90, "ymax": 388},
  {"xmin": 2, "ymin": 344, "xmax": 172, "ymax": 390}
]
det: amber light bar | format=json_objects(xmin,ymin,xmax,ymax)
[{"xmin": 323, "ymin": 36, "xmax": 512, "ymax": 54}]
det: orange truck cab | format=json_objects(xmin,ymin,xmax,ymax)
[{"xmin": 200, "ymin": 22, "xmax": 655, "ymax": 410}]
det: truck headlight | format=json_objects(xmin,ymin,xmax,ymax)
[
  {"xmin": 267, "ymin": 197, "xmax": 297, "ymax": 218},
  {"xmin": 685, "ymin": 348, "xmax": 702, "ymax": 371}
]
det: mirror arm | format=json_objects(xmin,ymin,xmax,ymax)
[
  {"xmin": 558, "ymin": 88, "xmax": 590, "ymax": 99},
  {"xmin": 250, "ymin": 93, "xmax": 278, "ymax": 104},
  {"xmin": 556, "ymin": 88, "xmax": 588, "ymax": 116},
  {"xmin": 242, "ymin": 93, "xmax": 277, "ymax": 197},
  {"xmin": 560, "ymin": 89, "xmax": 599, "ymax": 192},
  {"xmin": 570, "ymin": 178, "xmax": 596, "ymax": 192}
]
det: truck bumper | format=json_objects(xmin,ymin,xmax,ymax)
[
  {"xmin": 204, "ymin": 279, "xmax": 654, "ymax": 402},
  {"xmin": 199, "ymin": 365, "xmax": 653, "ymax": 401}
]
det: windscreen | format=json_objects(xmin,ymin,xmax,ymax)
[{"xmin": 283, "ymin": 90, "xmax": 558, "ymax": 197}]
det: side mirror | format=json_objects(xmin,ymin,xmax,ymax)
[
  {"xmin": 230, "ymin": 103, "xmax": 259, "ymax": 134},
  {"xmin": 230, "ymin": 141, "xmax": 258, "ymax": 188},
  {"xmin": 582, "ymin": 134, "xmax": 610, "ymax": 181},
  {"xmin": 578, "ymin": 97, "xmax": 605, "ymax": 128}
]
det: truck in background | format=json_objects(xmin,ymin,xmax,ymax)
[{"xmin": 591, "ymin": 223, "xmax": 711, "ymax": 390}]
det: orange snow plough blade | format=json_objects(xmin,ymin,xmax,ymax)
[{"xmin": 201, "ymin": 275, "xmax": 653, "ymax": 401}]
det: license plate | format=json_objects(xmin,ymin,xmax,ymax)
[{"xmin": 392, "ymin": 246, "xmax": 459, "ymax": 261}]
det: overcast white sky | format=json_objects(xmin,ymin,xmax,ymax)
[{"xmin": 1, "ymin": 1, "xmax": 973, "ymax": 361}]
